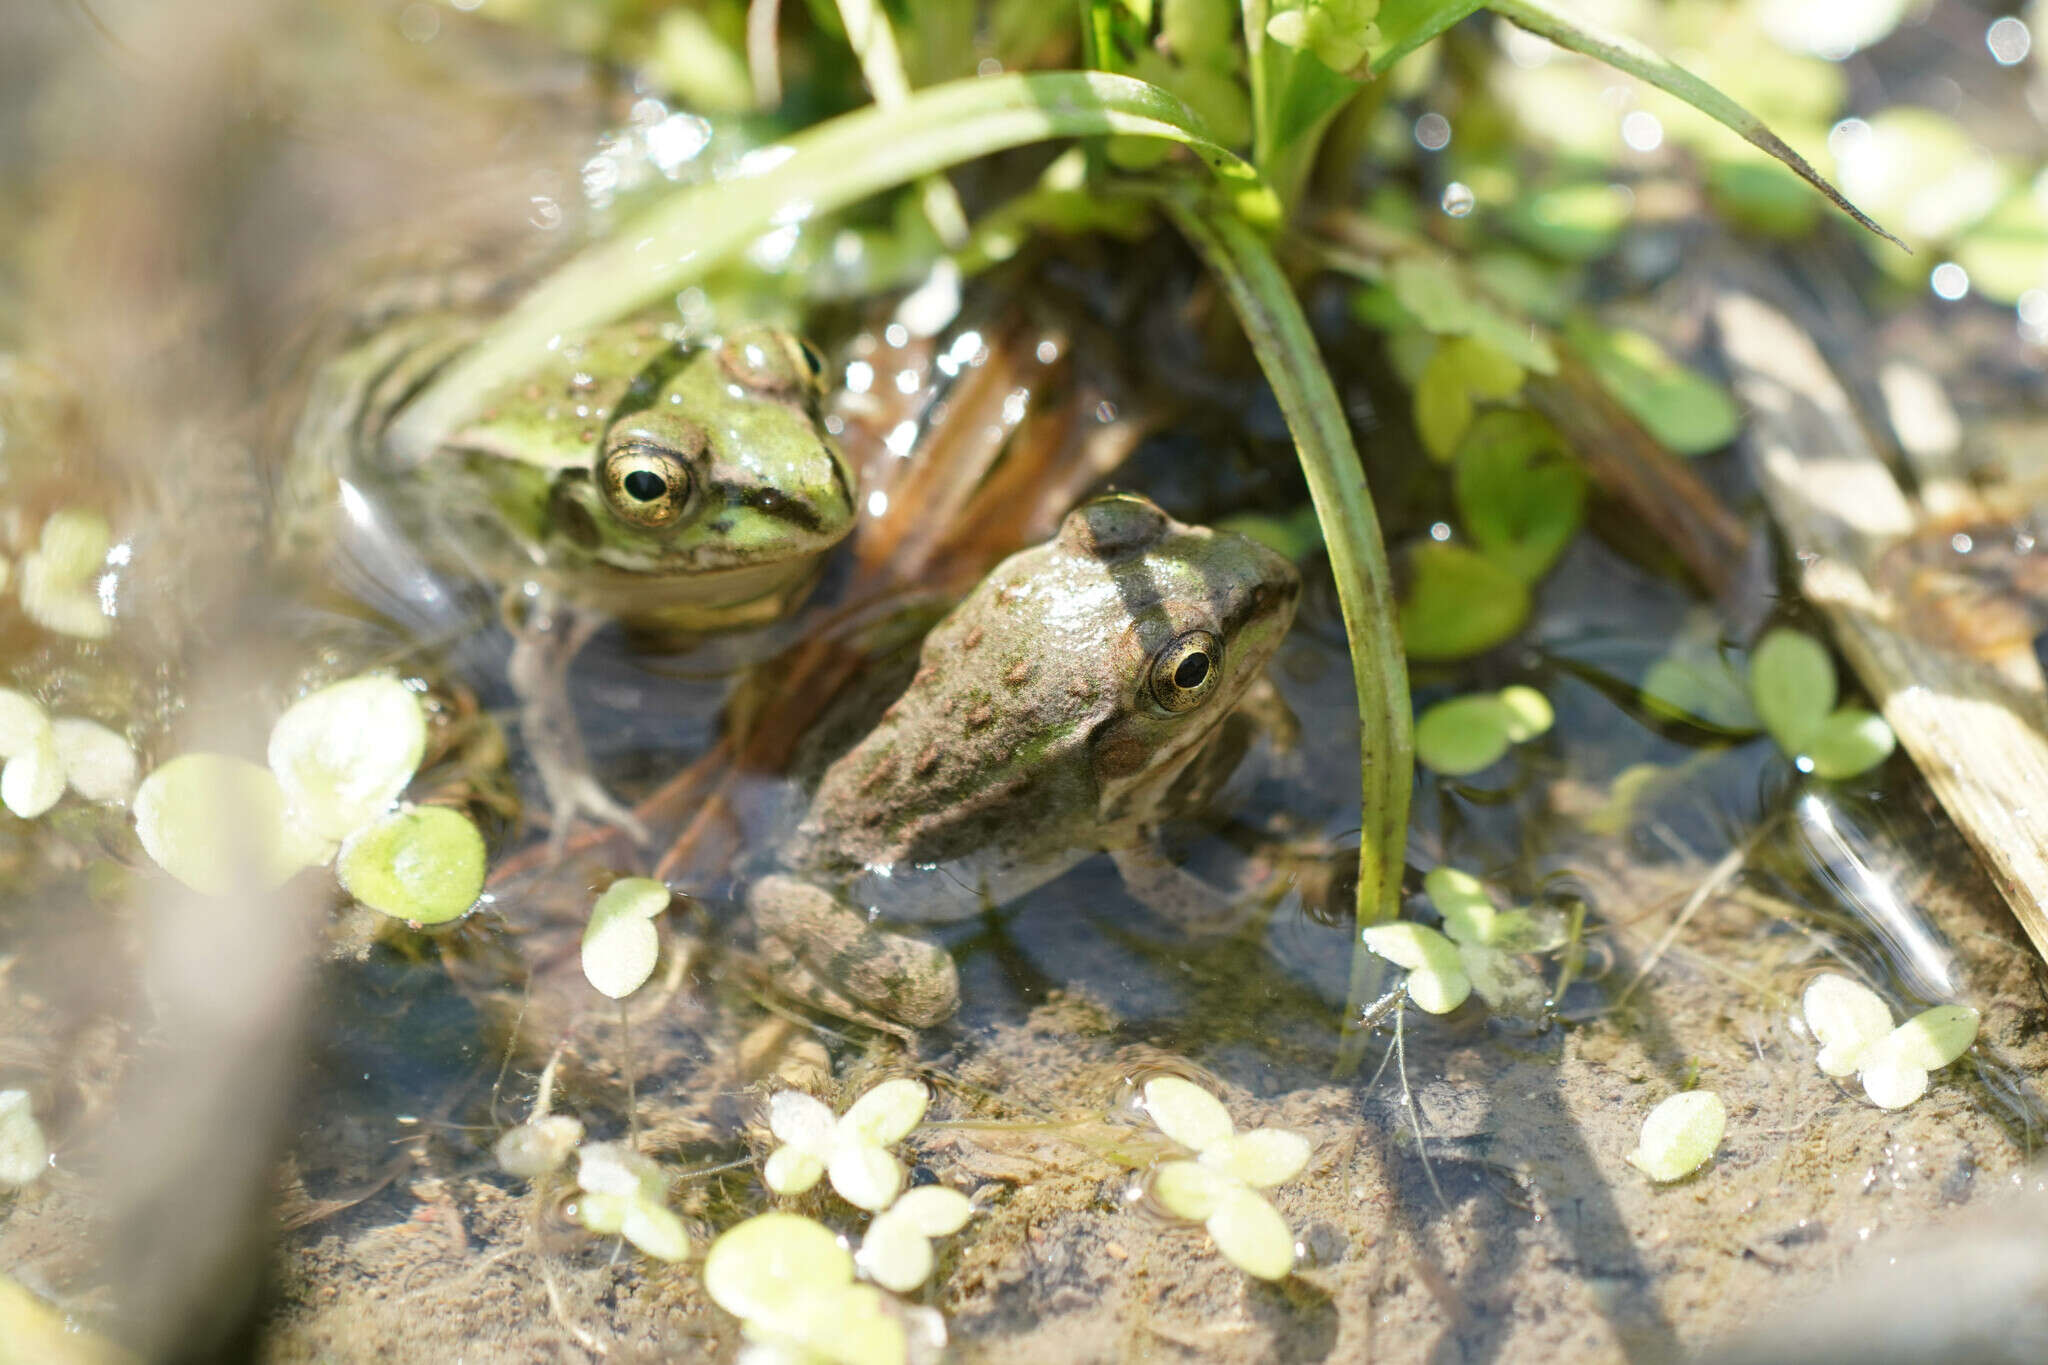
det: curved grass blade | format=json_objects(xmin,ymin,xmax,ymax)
[
  {"xmin": 1159, "ymin": 194, "xmax": 1412, "ymax": 1072},
  {"xmin": 1486, "ymin": 0, "xmax": 1905, "ymax": 250},
  {"xmin": 388, "ymin": 71, "xmax": 1270, "ymax": 458},
  {"xmin": 1371, "ymin": 0, "xmax": 1486, "ymax": 74}
]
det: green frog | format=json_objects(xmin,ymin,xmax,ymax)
[
  {"xmin": 282, "ymin": 314, "xmax": 856, "ymax": 838},
  {"xmin": 746, "ymin": 493, "xmax": 1300, "ymax": 1034}
]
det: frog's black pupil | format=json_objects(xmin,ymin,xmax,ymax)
[
  {"xmin": 623, "ymin": 469, "xmax": 667, "ymax": 502},
  {"xmin": 1174, "ymin": 653, "xmax": 1211, "ymax": 689}
]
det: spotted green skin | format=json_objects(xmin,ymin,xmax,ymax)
[
  {"xmin": 748, "ymin": 494, "xmax": 1301, "ymax": 1033},
  {"xmin": 288, "ymin": 315, "xmax": 855, "ymax": 631}
]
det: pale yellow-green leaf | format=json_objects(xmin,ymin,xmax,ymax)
[
  {"xmin": 621, "ymin": 1201, "xmax": 691, "ymax": 1263},
  {"xmin": 0, "ymin": 689, "xmax": 51, "ymax": 758},
  {"xmin": 1398, "ymin": 541, "xmax": 1530, "ymax": 661},
  {"xmin": 1152, "ymin": 1158, "xmax": 1231, "ymax": 1221},
  {"xmin": 1144, "ymin": 1076, "xmax": 1235, "ymax": 1152},
  {"xmin": 1360, "ymin": 922, "xmax": 1471, "ymax": 1012},
  {"xmin": 1, "ymin": 732, "xmax": 63, "ymax": 820},
  {"xmin": 1414, "ymin": 348, "xmax": 1475, "ymax": 461},
  {"xmin": 336, "ymin": 806, "xmax": 486, "ymax": 925},
  {"xmin": 1459, "ymin": 942, "xmax": 1547, "ymax": 1016},
  {"xmin": 268, "ymin": 674, "xmax": 427, "ymax": 843},
  {"xmin": 764, "ymin": 1145, "xmax": 826, "ymax": 1197},
  {"xmin": 1625, "ymin": 1090, "xmax": 1725, "ymax": 1182},
  {"xmin": 768, "ymin": 1091, "xmax": 837, "ymax": 1150},
  {"xmin": 576, "ymin": 1142, "xmax": 666, "ymax": 1203},
  {"xmin": 1801, "ymin": 973, "xmax": 1894, "ymax": 1078},
  {"xmin": 1834, "ymin": 109, "xmax": 2005, "ymax": 250},
  {"xmin": 581, "ymin": 877, "xmax": 670, "ymax": 1000},
  {"xmin": 132, "ymin": 752, "xmax": 317, "ymax": 895},
  {"xmin": 1205, "ymin": 1128, "xmax": 1311, "ymax": 1188},
  {"xmin": 888, "ymin": 1185, "xmax": 973, "ymax": 1237},
  {"xmin": 1872, "ymin": 1005, "xmax": 1980, "ymax": 1071},
  {"xmin": 33, "ymin": 508, "xmax": 111, "ymax": 581},
  {"xmin": 840, "ymin": 1077, "xmax": 929, "ymax": 1147},
  {"xmin": 704, "ymin": 1213, "xmax": 856, "ymax": 1322},
  {"xmin": 1801, "ymin": 708, "xmax": 1896, "ymax": 780},
  {"xmin": 494, "ymin": 1115, "xmax": 584, "ymax": 1179},
  {"xmin": 1206, "ymin": 1185, "xmax": 1296, "ymax": 1280},
  {"xmin": 855, "ymin": 1212, "xmax": 934, "ymax": 1293},
  {"xmin": 1859, "ymin": 1061, "xmax": 1929, "ymax": 1110},
  {"xmin": 827, "ymin": 1141, "xmax": 903, "ymax": 1212},
  {"xmin": 575, "ymin": 1190, "xmax": 632, "ymax": 1236},
  {"xmin": 1496, "ymin": 685, "xmax": 1554, "ymax": 742},
  {"xmin": 0, "ymin": 1090, "xmax": 47, "ymax": 1188},
  {"xmin": 52, "ymin": 717, "xmax": 136, "ymax": 803}
]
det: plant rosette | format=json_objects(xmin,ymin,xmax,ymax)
[
  {"xmin": 1141, "ymin": 1076, "xmax": 1310, "ymax": 1280},
  {"xmin": 854, "ymin": 1186, "xmax": 974, "ymax": 1293},
  {"xmin": 706, "ymin": 1212, "xmax": 940, "ymax": 1365},
  {"xmin": 572, "ymin": 1142, "xmax": 690, "ymax": 1262},
  {"xmin": 1359, "ymin": 867, "xmax": 1566, "ymax": 1014},
  {"xmin": 1801, "ymin": 973, "xmax": 1979, "ymax": 1109},
  {"xmin": 0, "ymin": 688, "xmax": 139, "ymax": 819},
  {"xmin": 765, "ymin": 1079, "xmax": 930, "ymax": 1212},
  {"xmin": 1747, "ymin": 628, "xmax": 1896, "ymax": 779}
]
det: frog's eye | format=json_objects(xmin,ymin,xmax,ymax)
[
  {"xmin": 1149, "ymin": 629, "xmax": 1223, "ymax": 713},
  {"xmin": 600, "ymin": 441, "xmax": 694, "ymax": 528},
  {"xmin": 718, "ymin": 326, "xmax": 812, "ymax": 397}
]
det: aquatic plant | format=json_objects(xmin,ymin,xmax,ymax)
[
  {"xmin": 0, "ymin": 689, "xmax": 136, "ymax": 819},
  {"xmin": 1748, "ymin": 629, "xmax": 1897, "ymax": 780},
  {"xmin": 1360, "ymin": 867, "xmax": 1564, "ymax": 1014},
  {"xmin": 1413, "ymin": 684, "xmax": 1553, "ymax": 776},
  {"xmin": 1800, "ymin": 973, "xmax": 1980, "ymax": 1110},
  {"xmin": 0, "ymin": 1091, "xmax": 47, "ymax": 1189},
  {"xmin": 764, "ymin": 1079, "xmax": 930, "ymax": 1212},
  {"xmin": 1142, "ymin": 1076, "xmax": 1310, "ymax": 1280},
  {"xmin": 572, "ymin": 1142, "xmax": 691, "ymax": 1262},
  {"xmin": 580, "ymin": 877, "xmax": 672, "ymax": 999},
  {"xmin": 705, "ymin": 1211, "xmax": 937, "ymax": 1365},
  {"xmin": 493, "ymin": 1114, "xmax": 585, "ymax": 1180},
  {"xmin": 15, "ymin": 508, "xmax": 113, "ymax": 640},
  {"xmin": 1625, "ymin": 1090, "xmax": 1726, "ymax": 1182},
  {"xmin": 854, "ymin": 1185, "xmax": 975, "ymax": 1293},
  {"xmin": 130, "ymin": 671, "xmax": 488, "ymax": 921}
]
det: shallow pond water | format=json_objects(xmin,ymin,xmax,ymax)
[{"xmin": 3, "ymin": 3, "xmax": 2048, "ymax": 1363}]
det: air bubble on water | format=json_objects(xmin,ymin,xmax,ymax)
[
  {"xmin": 1987, "ymin": 16, "xmax": 2031, "ymax": 65},
  {"xmin": 1414, "ymin": 113, "xmax": 1451, "ymax": 151},
  {"xmin": 1930, "ymin": 262, "xmax": 1970, "ymax": 301},
  {"xmin": 1440, "ymin": 183, "xmax": 1474, "ymax": 218},
  {"xmin": 1621, "ymin": 110, "xmax": 1663, "ymax": 152}
]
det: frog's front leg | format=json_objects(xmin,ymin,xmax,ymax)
[
  {"xmin": 1110, "ymin": 840, "xmax": 1276, "ymax": 937},
  {"xmin": 503, "ymin": 588, "xmax": 649, "ymax": 852},
  {"xmin": 746, "ymin": 874, "xmax": 960, "ymax": 1038}
]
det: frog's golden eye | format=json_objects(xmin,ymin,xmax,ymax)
[
  {"xmin": 718, "ymin": 326, "xmax": 811, "ymax": 397},
  {"xmin": 1149, "ymin": 629, "xmax": 1223, "ymax": 713},
  {"xmin": 600, "ymin": 441, "xmax": 694, "ymax": 528}
]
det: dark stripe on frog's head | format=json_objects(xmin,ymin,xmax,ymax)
[
  {"xmin": 599, "ymin": 336, "xmax": 696, "ymax": 439},
  {"xmin": 707, "ymin": 476, "xmax": 829, "ymax": 535}
]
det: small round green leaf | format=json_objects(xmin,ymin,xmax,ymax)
[
  {"xmin": 581, "ymin": 877, "xmax": 670, "ymax": 1000},
  {"xmin": 1, "ymin": 732, "xmax": 64, "ymax": 820},
  {"xmin": 1873, "ymin": 1004, "xmax": 1979, "ymax": 1071},
  {"xmin": 1424, "ymin": 867, "xmax": 1497, "ymax": 943},
  {"xmin": 1507, "ymin": 183, "xmax": 1633, "ymax": 262},
  {"xmin": 0, "ymin": 689, "xmax": 52, "ymax": 759},
  {"xmin": 1414, "ymin": 695, "xmax": 1514, "ymax": 777},
  {"xmin": 1145, "ymin": 1076, "xmax": 1234, "ymax": 1153},
  {"xmin": 52, "ymin": 718, "xmax": 137, "ymax": 803},
  {"xmin": 132, "ymin": 752, "xmax": 321, "ymax": 894},
  {"xmin": 336, "ymin": 805, "xmax": 486, "ymax": 925},
  {"xmin": 1399, "ymin": 542, "xmax": 1531, "ymax": 662},
  {"xmin": 268, "ymin": 674, "xmax": 428, "ymax": 842},
  {"xmin": 1206, "ymin": 1184, "xmax": 1295, "ymax": 1280},
  {"xmin": 1801, "ymin": 973, "xmax": 1894, "ymax": 1077},
  {"xmin": 1207, "ymin": 1128, "xmax": 1311, "ymax": 1189},
  {"xmin": 494, "ymin": 1115, "xmax": 585, "ymax": 1178},
  {"xmin": 856, "ymin": 1212, "xmax": 935, "ymax": 1292},
  {"xmin": 704, "ymin": 1212, "xmax": 855, "ymax": 1322},
  {"xmin": 1748, "ymin": 628, "xmax": 1837, "ymax": 753},
  {"xmin": 1152, "ymin": 1158, "xmax": 1230, "ymax": 1222},
  {"xmin": 839, "ymin": 1077, "xmax": 929, "ymax": 1147},
  {"xmin": 1802, "ymin": 708, "xmax": 1896, "ymax": 780},
  {"xmin": 1625, "ymin": 1090, "xmax": 1725, "ymax": 1182},
  {"xmin": 1453, "ymin": 411, "xmax": 1586, "ymax": 585},
  {"xmin": 0, "ymin": 1090, "xmax": 48, "ymax": 1187},
  {"xmin": 1572, "ymin": 324, "xmax": 1740, "ymax": 456}
]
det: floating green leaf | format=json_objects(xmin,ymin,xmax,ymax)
[
  {"xmin": 1398, "ymin": 540, "xmax": 1530, "ymax": 661},
  {"xmin": 1954, "ymin": 180, "xmax": 2048, "ymax": 306},
  {"xmin": 1625, "ymin": 1090, "xmax": 1725, "ymax": 1182},
  {"xmin": 1506, "ymin": 182, "xmax": 1634, "ymax": 262},
  {"xmin": 1413, "ymin": 695, "xmax": 1514, "ymax": 776},
  {"xmin": 1454, "ymin": 410, "xmax": 1585, "ymax": 582},
  {"xmin": 1802, "ymin": 708, "xmax": 1896, "ymax": 780},
  {"xmin": 336, "ymin": 805, "xmax": 486, "ymax": 925},
  {"xmin": 1568, "ymin": 323, "xmax": 1740, "ymax": 456},
  {"xmin": 1748, "ymin": 628, "xmax": 1837, "ymax": 753},
  {"xmin": 132, "ymin": 753, "xmax": 323, "ymax": 895},
  {"xmin": 582, "ymin": 877, "xmax": 671, "ymax": 1000}
]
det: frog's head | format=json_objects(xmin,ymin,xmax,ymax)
[
  {"xmin": 1048, "ymin": 494, "xmax": 1301, "ymax": 814},
  {"xmin": 446, "ymin": 322, "xmax": 856, "ymax": 624}
]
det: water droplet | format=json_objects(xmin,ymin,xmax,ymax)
[
  {"xmin": 1987, "ymin": 16, "xmax": 2032, "ymax": 64},
  {"xmin": 1930, "ymin": 261, "xmax": 1970, "ymax": 301},
  {"xmin": 1413, "ymin": 112, "xmax": 1451, "ymax": 152},
  {"xmin": 1621, "ymin": 110, "xmax": 1664, "ymax": 153},
  {"xmin": 1440, "ymin": 182, "xmax": 1474, "ymax": 217}
]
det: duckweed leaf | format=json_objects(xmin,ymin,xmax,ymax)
[
  {"xmin": 1800, "ymin": 973, "xmax": 1894, "ymax": 1077},
  {"xmin": 704, "ymin": 1213, "xmax": 856, "ymax": 1323},
  {"xmin": 1454, "ymin": 410, "xmax": 1586, "ymax": 582},
  {"xmin": 1625, "ymin": 1090, "xmax": 1725, "ymax": 1182},
  {"xmin": 840, "ymin": 1077, "xmax": 929, "ymax": 1147},
  {"xmin": 1569, "ymin": 324, "xmax": 1740, "ymax": 456},
  {"xmin": 1145, "ymin": 1076, "xmax": 1235, "ymax": 1152},
  {"xmin": 1641, "ymin": 641, "xmax": 1759, "ymax": 732},
  {"xmin": 1389, "ymin": 257, "xmax": 1470, "ymax": 334},
  {"xmin": 619, "ymin": 1201, "xmax": 690, "ymax": 1263},
  {"xmin": 1413, "ymin": 695, "xmax": 1514, "ymax": 776},
  {"xmin": 1359, "ymin": 922, "xmax": 1470, "ymax": 1012},
  {"xmin": 1414, "ymin": 349, "xmax": 1475, "ymax": 461},
  {"xmin": 268, "ymin": 674, "xmax": 427, "ymax": 844},
  {"xmin": 1, "ymin": 731, "xmax": 63, "ymax": 820},
  {"xmin": 1399, "ymin": 541, "xmax": 1529, "ymax": 661},
  {"xmin": 827, "ymin": 1140, "xmax": 904, "ymax": 1212},
  {"xmin": 1206, "ymin": 1183, "xmax": 1296, "ymax": 1280},
  {"xmin": 1748, "ymin": 628, "xmax": 1836, "ymax": 753},
  {"xmin": 336, "ymin": 805, "xmax": 486, "ymax": 925},
  {"xmin": 1802, "ymin": 707, "xmax": 1896, "ymax": 780},
  {"xmin": 856, "ymin": 1212, "xmax": 936, "ymax": 1293},
  {"xmin": 1153, "ymin": 1158, "xmax": 1231, "ymax": 1221},
  {"xmin": 888, "ymin": 1186, "xmax": 974, "ymax": 1237},
  {"xmin": 0, "ymin": 690, "xmax": 51, "ymax": 758},
  {"xmin": 1870, "ymin": 1004, "xmax": 1980, "ymax": 1072},
  {"xmin": 581, "ymin": 877, "xmax": 670, "ymax": 1000},
  {"xmin": 51, "ymin": 718, "xmax": 136, "ymax": 804},
  {"xmin": 1858, "ymin": 1060, "xmax": 1929, "ymax": 1110},
  {"xmin": 1424, "ymin": 867, "xmax": 1496, "ymax": 943},
  {"xmin": 1205, "ymin": 1128, "xmax": 1311, "ymax": 1187},
  {"xmin": 133, "ymin": 753, "xmax": 321, "ymax": 895},
  {"xmin": 1496, "ymin": 685, "xmax": 1554, "ymax": 742},
  {"xmin": 0, "ymin": 1091, "xmax": 47, "ymax": 1188},
  {"xmin": 494, "ymin": 1115, "xmax": 585, "ymax": 1178}
]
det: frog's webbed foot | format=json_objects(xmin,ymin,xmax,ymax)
[
  {"xmin": 504, "ymin": 592, "xmax": 649, "ymax": 855},
  {"xmin": 747, "ymin": 874, "xmax": 960, "ymax": 1039},
  {"xmin": 1111, "ymin": 842, "xmax": 1273, "ymax": 937}
]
